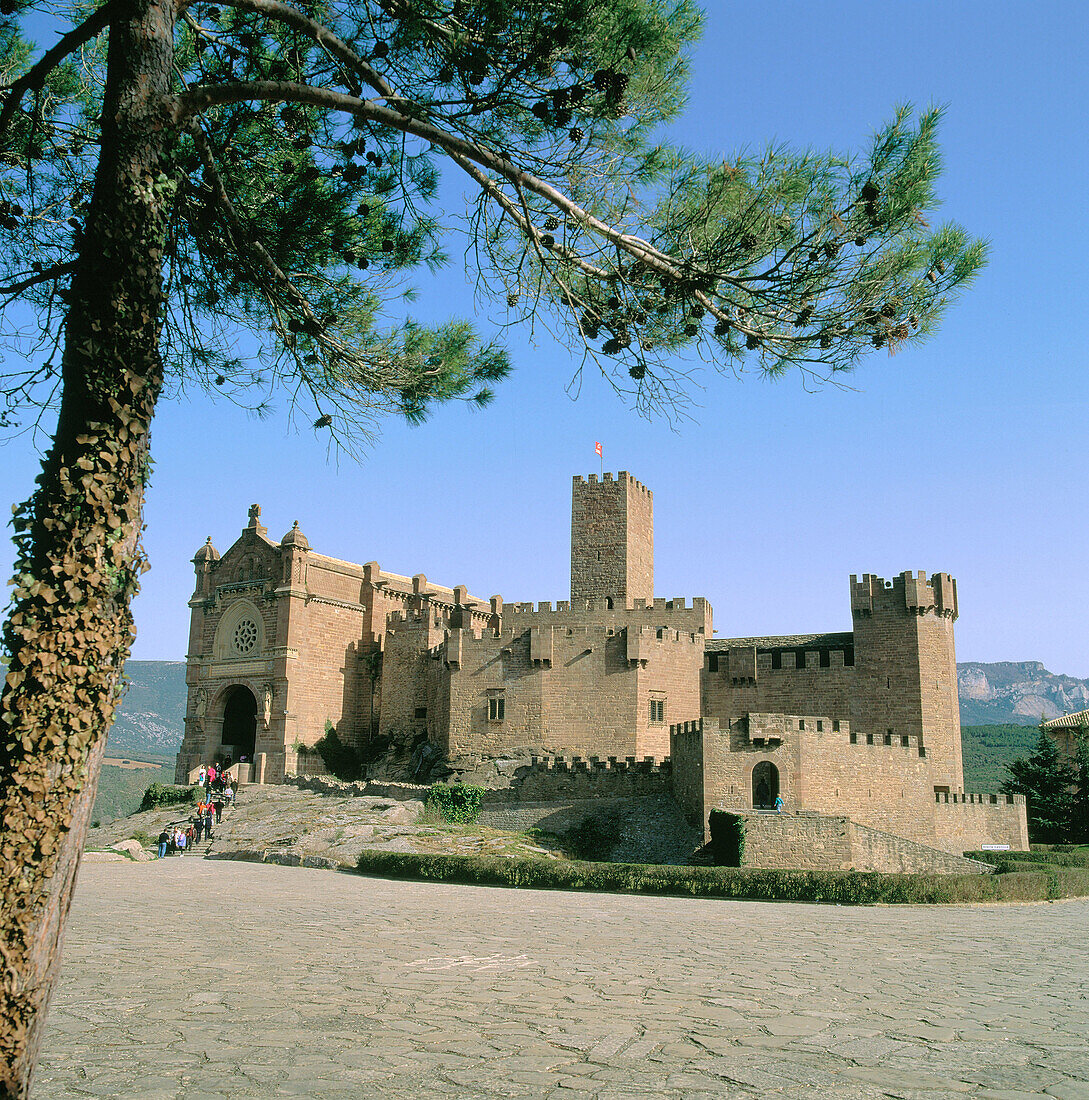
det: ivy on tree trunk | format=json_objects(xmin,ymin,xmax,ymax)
[{"xmin": 0, "ymin": 1, "xmax": 176, "ymax": 1094}]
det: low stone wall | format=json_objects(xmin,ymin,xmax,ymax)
[
  {"xmin": 479, "ymin": 794, "xmax": 700, "ymax": 866},
  {"xmin": 740, "ymin": 812, "xmax": 992, "ymax": 874},
  {"xmin": 932, "ymin": 793, "xmax": 1029, "ymax": 854},
  {"xmin": 285, "ymin": 774, "xmax": 430, "ymax": 801}
]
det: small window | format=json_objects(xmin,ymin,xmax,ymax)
[
  {"xmin": 816, "ymin": 720, "xmax": 823, "ymax": 732},
  {"xmin": 832, "ymin": 720, "xmax": 840, "ymax": 732},
  {"xmin": 771, "ymin": 651, "xmax": 782, "ymax": 670},
  {"xmin": 901, "ymin": 734, "xmax": 910, "ymax": 747},
  {"xmin": 414, "ymin": 707, "xmax": 427, "ymax": 721},
  {"xmin": 883, "ymin": 731, "xmax": 892, "ymax": 745},
  {"xmin": 849, "ymin": 731, "xmax": 857, "ymax": 744},
  {"xmin": 488, "ymin": 695, "xmax": 505, "ymax": 721},
  {"xmin": 819, "ymin": 650, "xmax": 830, "ymax": 668},
  {"xmin": 649, "ymin": 699, "xmax": 665, "ymax": 723},
  {"xmin": 866, "ymin": 733, "xmax": 874, "ymax": 745},
  {"xmin": 708, "ymin": 654, "xmax": 719, "ymax": 672},
  {"xmin": 798, "ymin": 719, "xmax": 805, "ymax": 730}
]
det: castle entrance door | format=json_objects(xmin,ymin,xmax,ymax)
[
  {"xmin": 752, "ymin": 761, "xmax": 779, "ymax": 809},
  {"xmin": 220, "ymin": 685, "xmax": 257, "ymax": 764}
]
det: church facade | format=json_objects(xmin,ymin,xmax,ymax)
[{"xmin": 175, "ymin": 473, "xmax": 1026, "ymax": 855}]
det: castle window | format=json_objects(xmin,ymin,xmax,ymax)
[
  {"xmin": 488, "ymin": 694, "xmax": 505, "ymax": 721},
  {"xmin": 232, "ymin": 618, "xmax": 259, "ymax": 655},
  {"xmin": 816, "ymin": 720, "xmax": 823, "ymax": 732},
  {"xmin": 771, "ymin": 651, "xmax": 782, "ymax": 670},
  {"xmin": 884, "ymin": 731, "xmax": 892, "ymax": 745},
  {"xmin": 414, "ymin": 707, "xmax": 427, "ymax": 722},
  {"xmin": 866, "ymin": 733, "xmax": 874, "ymax": 745},
  {"xmin": 798, "ymin": 719, "xmax": 805, "ymax": 730},
  {"xmin": 649, "ymin": 699, "xmax": 665, "ymax": 723},
  {"xmin": 708, "ymin": 654, "xmax": 719, "ymax": 672},
  {"xmin": 901, "ymin": 735, "xmax": 910, "ymax": 747},
  {"xmin": 849, "ymin": 731, "xmax": 857, "ymax": 744},
  {"xmin": 819, "ymin": 650, "xmax": 830, "ymax": 668},
  {"xmin": 832, "ymin": 720, "xmax": 840, "ymax": 732}
]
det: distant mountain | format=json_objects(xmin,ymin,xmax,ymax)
[
  {"xmin": 109, "ymin": 660, "xmax": 188, "ymax": 754},
  {"xmin": 957, "ymin": 661, "xmax": 1089, "ymax": 726}
]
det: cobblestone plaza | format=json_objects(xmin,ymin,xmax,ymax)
[{"xmin": 35, "ymin": 861, "xmax": 1089, "ymax": 1099}]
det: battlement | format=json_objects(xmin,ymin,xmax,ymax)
[
  {"xmin": 850, "ymin": 570, "xmax": 958, "ymax": 620},
  {"xmin": 669, "ymin": 717, "xmax": 722, "ymax": 737},
  {"xmin": 508, "ymin": 595, "xmax": 706, "ymax": 616},
  {"xmin": 524, "ymin": 753, "xmax": 671, "ymax": 775},
  {"xmin": 572, "ymin": 470, "xmax": 652, "ymax": 497},
  {"xmin": 747, "ymin": 713, "xmax": 850, "ymax": 745},
  {"xmin": 386, "ymin": 608, "xmax": 446, "ymax": 629},
  {"xmin": 935, "ymin": 790, "xmax": 1025, "ymax": 807}
]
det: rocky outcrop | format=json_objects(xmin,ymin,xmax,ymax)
[{"xmin": 957, "ymin": 661, "xmax": 1089, "ymax": 725}]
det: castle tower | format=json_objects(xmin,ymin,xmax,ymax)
[
  {"xmin": 850, "ymin": 570, "xmax": 963, "ymax": 793},
  {"xmin": 571, "ymin": 472, "xmax": 653, "ymax": 603}
]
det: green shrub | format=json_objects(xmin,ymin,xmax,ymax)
[
  {"xmin": 355, "ymin": 851, "xmax": 1089, "ymax": 905},
  {"xmin": 312, "ymin": 728, "xmax": 362, "ymax": 781},
  {"xmin": 425, "ymin": 783, "xmax": 484, "ymax": 823},
  {"xmin": 139, "ymin": 783, "xmax": 198, "ymax": 812},
  {"xmin": 708, "ymin": 810, "xmax": 745, "ymax": 866},
  {"xmin": 967, "ymin": 849, "xmax": 1089, "ymax": 868}
]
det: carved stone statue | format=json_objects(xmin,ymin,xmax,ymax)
[{"xmin": 263, "ymin": 684, "xmax": 273, "ymax": 729}]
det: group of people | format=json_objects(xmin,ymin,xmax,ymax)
[{"xmin": 156, "ymin": 764, "xmax": 238, "ymax": 858}]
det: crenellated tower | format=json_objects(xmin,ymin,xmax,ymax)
[
  {"xmin": 850, "ymin": 570, "xmax": 963, "ymax": 792},
  {"xmin": 571, "ymin": 471, "xmax": 654, "ymax": 603}
]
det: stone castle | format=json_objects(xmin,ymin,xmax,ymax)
[{"xmin": 176, "ymin": 472, "xmax": 1027, "ymax": 860}]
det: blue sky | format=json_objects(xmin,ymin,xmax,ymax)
[{"xmin": 2, "ymin": 2, "xmax": 1088, "ymax": 677}]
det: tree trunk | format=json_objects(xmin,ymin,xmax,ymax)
[{"xmin": 0, "ymin": 1, "xmax": 177, "ymax": 1094}]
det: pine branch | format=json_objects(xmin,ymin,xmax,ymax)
[{"xmin": 0, "ymin": 0, "xmax": 124, "ymax": 142}]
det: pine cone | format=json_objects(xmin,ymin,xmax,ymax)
[
  {"xmin": 569, "ymin": 127, "xmax": 584, "ymax": 142},
  {"xmin": 544, "ymin": 215, "xmax": 560, "ymax": 231}
]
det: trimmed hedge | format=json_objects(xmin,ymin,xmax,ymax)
[
  {"xmin": 355, "ymin": 850, "xmax": 1089, "ymax": 905},
  {"xmin": 967, "ymin": 849, "xmax": 1089, "ymax": 868},
  {"xmin": 139, "ymin": 783, "xmax": 198, "ymax": 812}
]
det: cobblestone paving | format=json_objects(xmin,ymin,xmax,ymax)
[{"xmin": 34, "ymin": 861, "xmax": 1089, "ymax": 1100}]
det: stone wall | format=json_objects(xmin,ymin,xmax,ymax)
[
  {"xmin": 673, "ymin": 715, "xmax": 1028, "ymax": 856},
  {"xmin": 932, "ymin": 791, "xmax": 1029, "ymax": 852},
  {"xmin": 438, "ymin": 624, "xmax": 702, "ymax": 759},
  {"xmin": 739, "ymin": 812, "xmax": 992, "ymax": 874}
]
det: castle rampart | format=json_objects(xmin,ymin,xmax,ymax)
[{"xmin": 179, "ymin": 477, "xmax": 1027, "ymax": 865}]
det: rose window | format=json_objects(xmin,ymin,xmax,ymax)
[{"xmin": 233, "ymin": 618, "xmax": 258, "ymax": 655}]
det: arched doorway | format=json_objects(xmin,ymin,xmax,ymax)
[
  {"xmin": 752, "ymin": 761, "xmax": 779, "ymax": 809},
  {"xmin": 220, "ymin": 685, "xmax": 257, "ymax": 764}
]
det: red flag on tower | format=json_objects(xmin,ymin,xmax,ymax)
[{"xmin": 595, "ymin": 441, "xmax": 602, "ymax": 457}]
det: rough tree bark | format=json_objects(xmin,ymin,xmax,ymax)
[{"xmin": 0, "ymin": 0, "xmax": 177, "ymax": 1094}]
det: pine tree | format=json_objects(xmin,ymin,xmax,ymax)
[
  {"xmin": 0, "ymin": 2, "xmax": 986, "ymax": 1092},
  {"xmin": 1002, "ymin": 729, "xmax": 1077, "ymax": 845},
  {"xmin": 1069, "ymin": 731, "xmax": 1089, "ymax": 845}
]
